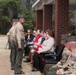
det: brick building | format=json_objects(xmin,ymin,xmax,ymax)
[{"xmin": 32, "ymin": 0, "xmax": 76, "ymax": 43}]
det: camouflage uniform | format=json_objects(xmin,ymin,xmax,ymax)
[
  {"xmin": 62, "ymin": 49, "xmax": 76, "ymax": 75},
  {"xmin": 44, "ymin": 47, "xmax": 71, "ymax": 75}
]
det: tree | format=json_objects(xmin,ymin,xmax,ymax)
[
  {"xmin": 0, "ymin": 0, "xmax": 23, "ymax": 34},
  {"xmin": 69, "ymin": 10, "xmax": 76, "ymax": 30},
  {"xmin": 0, "ymin": 0, "xmax": 36, "ymax": 34}
]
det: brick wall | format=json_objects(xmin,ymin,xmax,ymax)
[
  {"xmin": 36, "ymin": 10, "xmax": 43, "ymax": 30},
  {"xmin": 55, "ymin": 0, "xmax": 69, "ymax": 43},
  {"xmin": 43, "ymin": 5, "xmax": 52, "ymax": 31}
]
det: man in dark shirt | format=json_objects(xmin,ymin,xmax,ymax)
[{"xmin": 24, "ymin": 29, "xmax": 35, "ymax": 61}]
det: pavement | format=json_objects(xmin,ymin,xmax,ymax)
[{"xmin": 0, "ymin": 35, "xmax": 42, "ymax": 75}]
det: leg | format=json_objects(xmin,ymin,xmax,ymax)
[
  {"xmin": 47, "ymin": 71, "xmax": 66, "ymax": 75},
  {"xmin": 30, "ymin": 52, "xmax": 34, "ymax": 63},
  {"xmin": 14, "ymin": 49, "xmax": 24, "ymax": 73},
  {"xmin": 32, "ymin": 52, "xmax": 40, "ymax": 70},
  {"xmin": 9, "ymin": 41, "xmax": 12, "ymax": 62},
  {"xmin": 10, "ymin": 40, "xmax": 16, "ymax": 70},
  {"xmin": 47, "ymin": 71, "xmax": 56, "ymax": 75},
  {"xmin": 28, "ymin": 51, "xmax": 35, "ymax": 64},
  {"xmin": 14, "ymin": 40, "xmax": 24, "ymax": 73},
  {"xmin": 44, "ymin": 64, "xmax": 54, "ymax": 75},
  {"xmin": 23, "ymin": 46, "xmax": 31, "ymax": 63},
  {"xmin": 24, "ymin": 45, "xmax": 29, "ymax": 56},
  {"xmin": 44, "ymin": 64, "xmax": 61, "ymax": 75},
  {"xmin": 25, "ymin": 44, "xmax": 31, "ymax": 56}
]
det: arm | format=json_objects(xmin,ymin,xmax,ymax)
[
  {"xmin": 7, "ymin": 28, "xmax": 12, "ymax": 40},
  {"xmin": 7, "ymin": 28, "xmax": 11, "ymax": 36},
  {"xmin": 16, "ymin": 25, "xmax": 22, "ymax": 48}
]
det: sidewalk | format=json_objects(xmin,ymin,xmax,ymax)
[{"xmin": 0, "ymin": 36, "xmax": 42, "ymax": 75}]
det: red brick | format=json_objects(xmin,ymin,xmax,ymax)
[
  {"xmin": 43, "ymin": 5, "xmax": 52, "ymax": 31},
  {"xmin": 36, "ymin": 10, "xmax": 43, "ymax": 30},
  {"xmin": 55, "ymin": 0, "xmax": 69, "ymax": 43}
]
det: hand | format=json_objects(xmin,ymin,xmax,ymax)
[
  {"xmin": 37, "ymin": 51, "xmax": 40, "ymax": 54},
  {"xmin": 68, "ymin": 33, "xmax": 71, "ymax": 36},
  {"xmin": 31, "ymin": 49, "xmax": 35, "ymax": 53},
  {"xmin": 52, "ymin": 64, "xmax": 57, "ymax": 68},
  {"xmin": 29, "ymin": 42, "xmax": 33, "ymax": 44},
  {"xmin": 56, "ymin": 69, "xmax": 64, "ymax": 75},
  {"xmin": 18, "ymin": 46, "xmax": 22, "ymax": 49},
  {"xmin": 34, "ymin": 43, "xmax": 39, "ymax": 46}
]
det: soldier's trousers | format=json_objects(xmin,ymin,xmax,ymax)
[
  {"xmin": 10, "ymin": 40, "xmax": 17, "ymax": 70},
  {"xmin": 14, "ymin": 40, "xmax": 24, "ymax": 73},
  {"xmin": 44, "ymin": 64, "xmax": 61, "ymax": 75}
]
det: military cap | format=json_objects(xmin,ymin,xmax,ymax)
[
  {"xmin": 18, "ymin": 14, "xmax": 25, "ymax": 18},
  {"xmin": 12, "ymin": 19, "xmax": 18, "ymax": 22}
]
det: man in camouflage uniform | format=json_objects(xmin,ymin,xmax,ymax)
[
  {"xmin": 63, "ymin": 49, "xmax": 76, "ymax": 75},
  {"xmin": 44, "ymin": 41, "xmax": 76, "ymax": 75},
  {"xmin": 44, "ymin": 47, "xmax": 71, "ymax": 75}
]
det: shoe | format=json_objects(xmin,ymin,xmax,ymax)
[
  {"xmin": 32, "ymin": 68, "xmax": 39, "ymax": 72},
  {"xmin": 11, "ymin": 68, "xmax": 14, "ymax": 70},
  {"xmin": 14, "ymin": 71, "xmax": 25, "ymax": 74},
  {"xmin": 23, "ymin": 58, "xmax": 30, "ymax": 63},
  {"xmin": 11, "ymin": 67, "xmax": 14, "ymax": 70}
]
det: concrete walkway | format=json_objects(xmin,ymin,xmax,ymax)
[{"xmin": 0, "ymin": 36, "xmax": 42, "ymax": 75}]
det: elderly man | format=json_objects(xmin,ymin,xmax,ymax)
[
  {"xmin": 56, "ymin": 41, "xmax": 76, "ymax": 75},
  {"xmin": 45, "ymin": 41, "xmax": 76, "ymax": 75}
]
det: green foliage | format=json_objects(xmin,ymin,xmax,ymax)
[
  {"xmin": 0, "ymin": 0, "xmax": 36, "ymax": 34},
  {"xmin": 2, "ymin": 16, "xmax": 11, "ymax": 22},
  {"xmin": 23, "ymin": 9, "xmax": 36, "ymax": 31},
  {"xmin": 69, "ymin": 10, "xmax": 76, "ymax": 30},
  {"xmin": 0, "ymin": 0, "xmax": 22, "ymax": 34}
]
